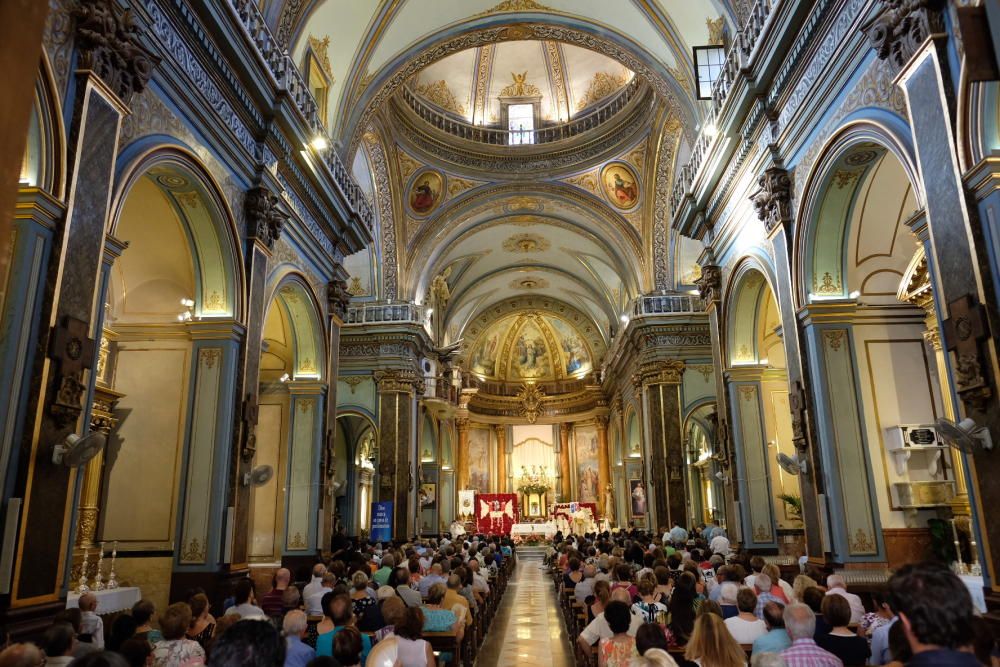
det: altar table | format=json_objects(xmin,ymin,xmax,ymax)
[
  {"xmin": 67, "ymin": 586, "xmax": 141, "ymax": 614},
  {"xmin": 511, "ymin": 522, "xmax": 556, "ymax": 539}
]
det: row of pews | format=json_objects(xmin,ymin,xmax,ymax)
[{"xmin": 422, "ymin": 553, "xmax": 515, "ymax": 666}]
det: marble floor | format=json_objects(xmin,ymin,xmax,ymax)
[{"xmin": 475, "ymin": 550, "xmax": 575, "ymax": 667}]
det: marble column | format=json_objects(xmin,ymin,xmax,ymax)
[
  {"xmin": 456, "ymin": 418, "xmax": 470, "ymax": 491},
  {"xmin": 866, "ymin": 2, "xmax": 1000, "ymax": 582},
  {"xmin": 494, "ymin": 424, "xmax": 507, "ymax": 493},
  {"xmin": 9, "ymin": 12, "xmax": 156, "ymax": 603},
  {"xmin": 641, "ymin": 361, "xmax": 686, "ymax": 531},
  {"xmin": 595, "ymin": 416, "xmax": 610, "ymax": 518},
  {"xmin": 376, "ymin": 370, "xmax": 419, "ymax": 538},
  {"xmin": 559, "ymin": 422, "xmax": 572, "ymax": 501}
]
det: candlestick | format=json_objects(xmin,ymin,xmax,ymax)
[
  {"xmin": 107, "ymin": 541, "xmax": 118, "ymax": 589},
  {"xmin": 951, "ymin": 519, "xmax": 968, "ymax": 575},
  {"xmin": 93, "ymin": 542, "xmax": 106, "ymax": 590},
  {"xmin": 77, "ymin": 548, "xmax": 90, "ymax": 594}
]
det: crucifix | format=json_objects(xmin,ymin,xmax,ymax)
[{"xmin": 942, "ymin": 294, "xmax": 993, "ymax": 412}]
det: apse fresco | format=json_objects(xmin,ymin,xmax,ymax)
[
  {"xmin": 468, "ymin": 427, "xmax": 491, "ymax": 492},
  {"xmin": 510, "ymin": 321, "xmax": 551, "ymax": 380},
  {"xmin": 575, "ymin": 425, "xmax": 600, "ymax": 503},
  {"xmin": 470, "ymin": 329, "xmax": 500, "ymax": 376},
  {"xmin": 465, "ymin": 312, "xmax": 594, "ymax": 382},
  {"xmin": 548, "ymin": 316, "xmax": 592, "ymax": 377}
]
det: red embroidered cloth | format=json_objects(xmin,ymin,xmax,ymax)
[{"xmin": 475, "ymin": 493, "xmax": 519, "ymax": 535}]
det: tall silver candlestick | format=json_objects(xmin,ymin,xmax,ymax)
[
  {"xmin": 107, "ymin": 541, "xmax": 118, "ymax": 589},
  {"xmin": 77, "ymin": 548, "xmax": 90, "ymax": 594},
  {"xmin": 93, "ymin": 542, "xmax": 105, "ymax": 591},
  {"xmin": 951, "ymin": 519, "xmax": 969, "ymax": 575}
]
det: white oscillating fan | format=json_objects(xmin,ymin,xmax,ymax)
[
  {"xmin": 776, "ymin": 452, "xmax": 808, "ymax": 475},
  {"xmin": 52, "ymin": 432, "xmax": 107, "ymax": 467},
  {"xmin": 935, "ymin": 417, "xmax": 993, "ymax": 453}
]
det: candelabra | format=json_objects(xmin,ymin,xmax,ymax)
[
  {"xmin": 76, "ymin": 548, "xmax": 90, "ymax": 594},
  {"xmin": 107, "ymin": 541, "xmax": 119, "ymax": 589},
  {"xmin": 93, "ymin": 542, "xmax": 106, "ymax": 591}
]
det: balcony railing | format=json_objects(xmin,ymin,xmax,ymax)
[
  {"xmin": 631, "ymin": 293, "xmax": 705, "ymax": 316},
  {"xmin": 399, "ymin": 76, "xmax": 642, "ymax": 146},
  {"xmin": 669, "ymin": 0, "xmax": 779, "ymax": 215},
  {"xmin": 225, "ymin": 0, "xmax": 374, "ymax": 233},
  {"xmin": 424, "ymin": 375, "xmax": 460, "ymax": 404},
  {"xmin": 344, "ymin": 301, "xmax": 426, "ymax": 326}
]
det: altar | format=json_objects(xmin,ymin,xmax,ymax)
[{"xmin": 511, "ymin": 522, "xmax": 556, "ymax": 539}]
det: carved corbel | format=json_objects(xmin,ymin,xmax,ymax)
[
  {"xmin": 245, "ymin": 186, "xmax": 288, "ymax": 250},
  {"xmin": 863, "ymin": 0, "xmax": 947, "ymax": 71},
  {"xmin": 750, "ymin": 167, "xmax": 792, "ymax": 235},
  {"xmin": 72, "ymin": 0, "xmax": 159, "ymax": 103}
]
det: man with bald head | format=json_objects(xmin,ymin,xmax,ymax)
[
  {"xmin": 576, "ymin": 588, "xmax": 644, "ymax": 652},
  {"xmin": 574, "ymin": 564, "xmax": 598, "ymax": 604},
  {"xmin": 0, "ymin": 644, "xmax": 44, "ymax": 667},
  {"xmin": 261, "ymin": 568, "xmax": 295, "ymax": 618},
  {"xmin": 418, "ymin": 562, "xmax": 446, "ymax": 597},
  {"xmin": 302, "ymin": 563, "xmax": 327, "ymax": 601}
]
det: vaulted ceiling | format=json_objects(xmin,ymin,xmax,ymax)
[{"xmin": 282, "ymin": 0, "xmax": 725, "ymax": 387}]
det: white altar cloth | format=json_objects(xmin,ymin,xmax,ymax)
[
  {"xmin": 511, "ymin": 522, "xmax": 556, "ymax": 538},
  {"xmin": 67, "ymin": 586, "xmax": 141, "ymax": 614},
  {"xmin": 960, "ymin": 575, "xmax": 987, "ymax": 613}
]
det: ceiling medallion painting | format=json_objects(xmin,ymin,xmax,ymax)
[
  {"xmin": 408, "ymin": 169, "xmax": 444, "ymax": 216},
  {"xmin": 502, "ymin": 233, "xmax": 550, "ymax": 253},
  {"xmin": 510, "ymin": 276, "xmax": 550, "ymax": 290},
  {"xmin": 601, "ymin": 162, "xmax": 640, "ymax": 210}
]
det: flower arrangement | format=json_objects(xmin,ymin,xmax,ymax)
[
  {"xmin": 512, "ymin": 533, "xmax": 547, "ymax": 546},
  {"xmin": 517, "ymin": 482, "xmax": 551, "ymax": 495}
]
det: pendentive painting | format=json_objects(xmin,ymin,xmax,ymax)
[
  {"xmin": 601, "ymin": 162, "xmax": 640, "ymax": 210},
  {"xmin": 409, "ymin": 169, "xmax": 443, "ymax": 216}
]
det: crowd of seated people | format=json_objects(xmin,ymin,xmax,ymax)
[
  {"xmin": 0, "ymin": 534, "xmax": 514, "ymax": 667},
  {"xmin": 550, "ymin": 526, "xmax": 998, "ymax": 667}
]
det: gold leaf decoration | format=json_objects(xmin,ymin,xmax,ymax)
[
  {"xmin": 412, "ymin": 78, "xmax": 466, "ymax": 115},
  {"xmin": 503, "ymin": 233, "xmax": 550, "ymax": 253},
  {"xmin": 477, "ymin": 0, "xmax": 553, "ymax": 16},
  {"xmin": 307, "ymin": 35, "xmax": 333, "ymax": 77},
  {"xmin": 706, "ymin": 17, "xmax": 725, "ymax": 45},
  {"xmin": 563, "ymin": 171, "xmax": 599, "ymax": 193},
  {"xmin": 396, "ymin": 151, "xmax": 422, "ymax": 181},
  {"xmin": 509, "ymin": 277, "xmax": 550, "ymax": 290},
  {"xmin": 347, "ymin": 276, "xmax": 367, "ymax": 297},
  {"xmin": 447, "ymin": 176, "xmax": 479, "ymax": 198},
  {"xmin": 577, "ymin": 70, "xmax": 629, "ymax": 111},
  {"xmin": 500, "ymin": 72, "xmax": 541, "ymax": 98}
]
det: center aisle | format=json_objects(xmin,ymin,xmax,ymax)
[{"xmin": 475, "ymin": 548, "xmax": 575, "ymax": 667}]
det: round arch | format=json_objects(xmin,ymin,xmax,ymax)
[
  {"xmin": 724, "ymin": 258, "xmax": 782, "ymax": 368},
  {"xmin": 108, "ymin": 147, "xmax": 245, "ymax": 322},
  {"xmin": 263, "ymin": 270, "xmax": 327, "ymax": 381},
  {"xmin": 793, "ymin": 119, "xmax": 923, "ymax": 310},
  {"xmin": 22, "ymin": 52, "xmax": 67, "ymax": 198}
]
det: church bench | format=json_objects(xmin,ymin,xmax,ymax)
[{"xmin": 424, "ymin": 630, "xmax": 463, "ymax": 667}]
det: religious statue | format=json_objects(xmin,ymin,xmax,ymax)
[
  {"xmin": 604, "ymin": 482, "xmax": 615, "ymax": 527},
  {"xmin": 428, "ymin": 267, "xmax": 452, "ymax": 344}
]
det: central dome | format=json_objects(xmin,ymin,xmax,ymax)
[{"xmin": 408, "ymin": 40, "xmax": 635, "ymax": 125}]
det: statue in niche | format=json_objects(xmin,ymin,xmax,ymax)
[{"xmin": 427, "ymin": 267, "xmax": 452, "ymax": 344}]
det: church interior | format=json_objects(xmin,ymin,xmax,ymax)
[{"xmin": 3, "ymin": 0, "xmax": 1000, "ymax": 665}]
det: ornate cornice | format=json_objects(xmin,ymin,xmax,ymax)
[
  {"xmin": 863, "ymin": 0, "xmax": 946, "ymax": 71},
  {"xmin": 374, "ymin": 369, "xmax": 423, "ymax": 394},
  {"xmin": 73, "ymin": 0, "xmax": 159, "ymax": 102},
  {"xmin": 246, "ymin": 186, "xmax": 288, "ymax": 250},
  {"xmin": 750, "ymin": 167, "xmax": 792, "ymax": 235},
  {"xmin": 637, "ymin": 359, "xmax": 685, "ymax": 386}
]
